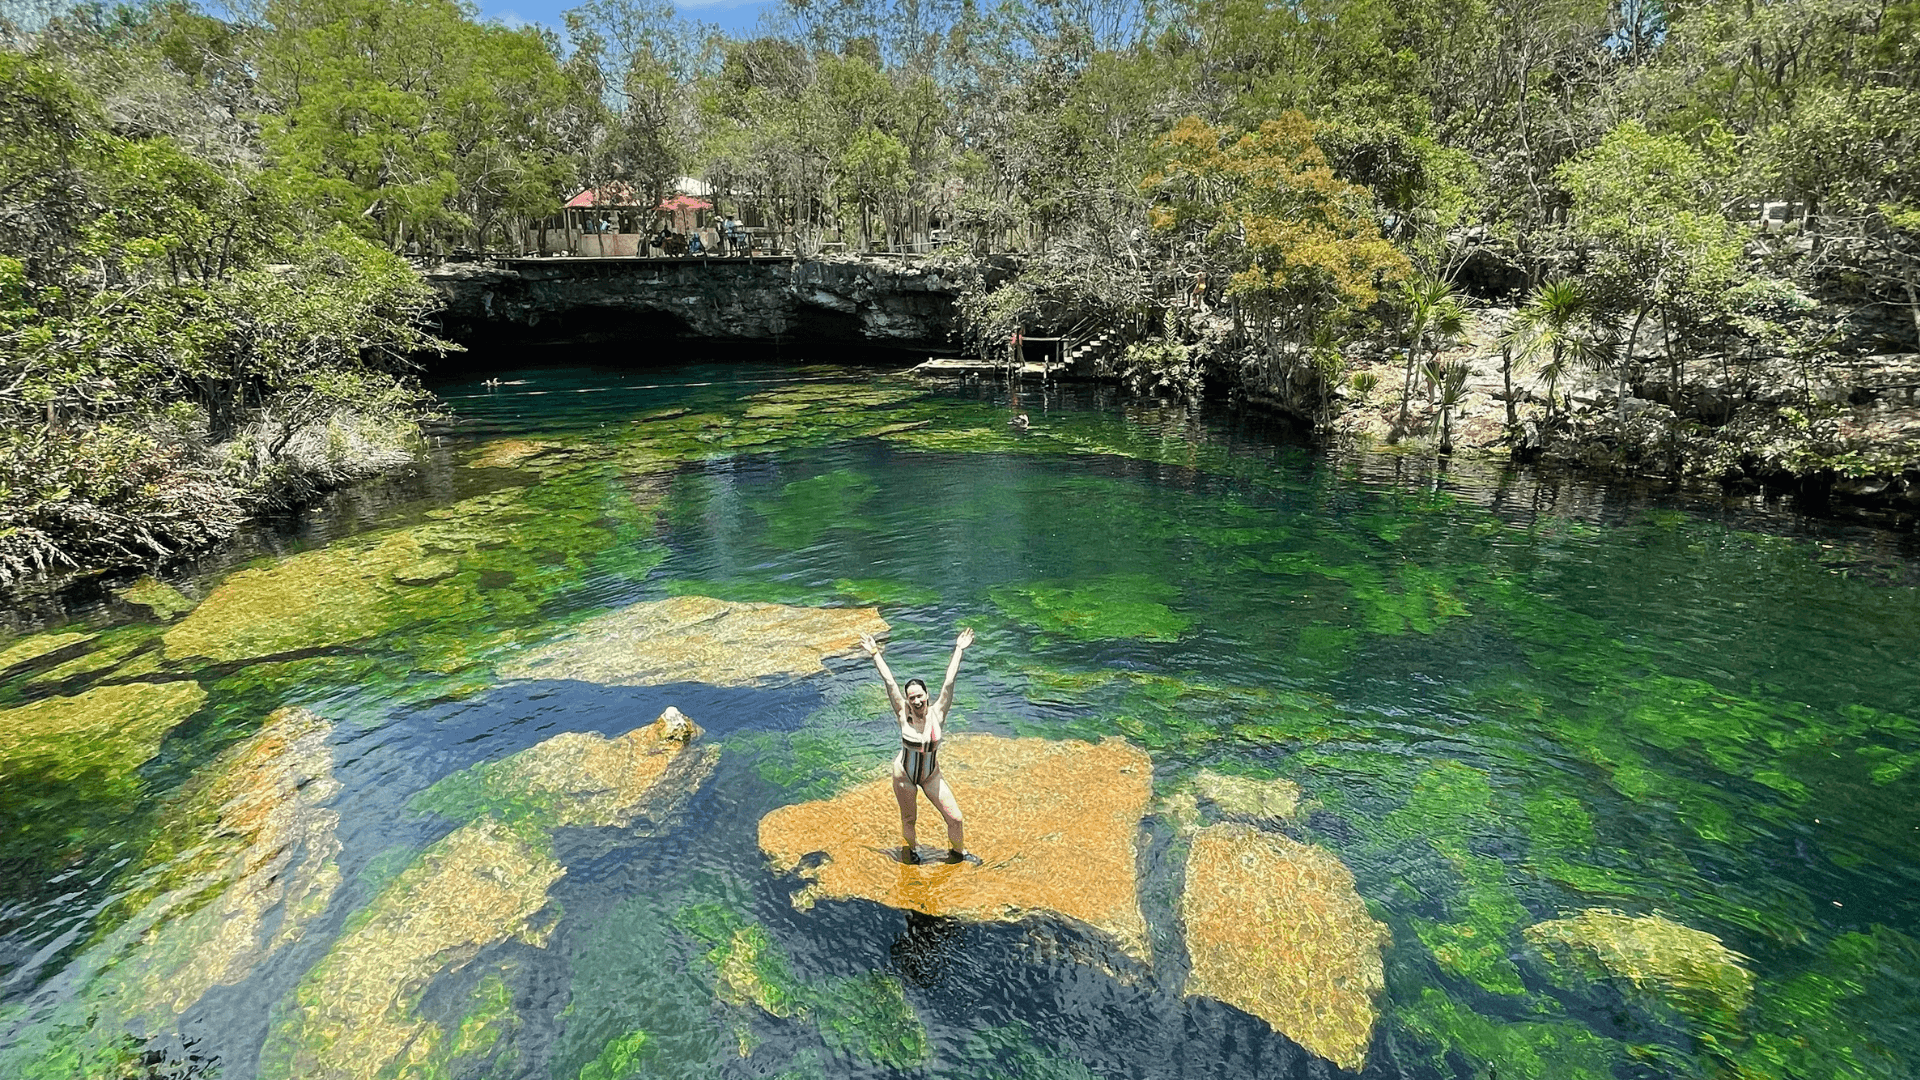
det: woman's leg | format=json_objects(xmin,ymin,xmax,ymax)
[
  {"xmin": 891, "ymin": 754, "xmax": 918, "ymax": 853},
  {"xmin": 921, "ymin": 771, "xmax": 965, "ymax": 854}
]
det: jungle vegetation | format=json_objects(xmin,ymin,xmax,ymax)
[{"xmin": 3, "ymin": 0, "xmax": 1918, "ymax": 587}]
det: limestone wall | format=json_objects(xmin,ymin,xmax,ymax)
[{"xmin": 426, "ymin": 255, "xmax": 962, "ymax": 351}]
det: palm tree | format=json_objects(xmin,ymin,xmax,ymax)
[
  {"xmin": 1502, "ymin": 279, "xmax": 1612, "ymax": 435},
  {"xmin": 1434, "ymin": 360, "xmax": 1473, "ymax": 454},
  {"xmin": 1393, "ymin": 274, "xmax": 1466, "ymax": 441}
]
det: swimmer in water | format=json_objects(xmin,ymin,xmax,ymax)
[{"xmin": 859, "ymin": 628, "xmax": 974, "ymax": 864}]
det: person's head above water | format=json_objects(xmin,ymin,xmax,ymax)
[{"xmin": 903, "ymin": 678, "xmax": 930, "ymax": 715}]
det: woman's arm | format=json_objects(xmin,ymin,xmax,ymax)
[
  {"xmin": 859, "ymin": 632, "xmax": 905, "ymax": 715},
  {"xmin": 933, "ymin": 627, "xmax": 973, "ymax": 717}
]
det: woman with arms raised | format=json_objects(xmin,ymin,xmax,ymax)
[{"xmin": 858, "ymin": 628, "xmax": 975, "ymax": 864}]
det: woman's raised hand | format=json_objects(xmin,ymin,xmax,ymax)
[
  {"xmin": 955, "ymin": 627, "xmax": 975, "ymax": 650},
  {"xmin": 859, "ymin": 632, "xmax": 881, "ymax": 656}
]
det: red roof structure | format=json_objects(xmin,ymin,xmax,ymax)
[{"xmin": 564, "ymin": 183, "xmax": 643, "ymax": 209}]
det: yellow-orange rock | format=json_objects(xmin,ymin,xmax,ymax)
[
  {"xmin": 261, "ymin": 709, "xmax": 715, "ymax": 1080},
  {"xmin": 467, "ymin": 438, "xmax": 563, "ymax": 469},
  {"xmin": 415, "ymin": 707, "xmax": 715, "ymax": 829},
  {"xmin": 501, "ymin": 595, "xmax": 888, "ymax": 687},
  {"xmin": 1181, "ymin": 824, "xmax": 1390, "ymax": 1072},
  {"xmin": 97, "ymin": 707, "xmax": 342, "ymax": 1016},
  {"xmin": 258, "ymin": 817, "xmax": 563, "ymax": 1080},
  {"xmin": 1524, "ymin": 909, "xmax": 1753, "ymax": 1018},
  {"xmin": 758, "ymin": 734, "xmax": 1153, "ymax": 961}
]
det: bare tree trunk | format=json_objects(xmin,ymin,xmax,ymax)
[
  {"xmin": 1619, "ymin": 305, "xmax": 1650, "ymax": 425},
  {"xmin": 1502, "ymin": 341, "xmax": 1518, "ymax": 434}
]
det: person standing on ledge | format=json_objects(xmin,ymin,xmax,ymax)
[{"xmin": 859, "ymin": 628, "xmax": 975, "ymax": 864}]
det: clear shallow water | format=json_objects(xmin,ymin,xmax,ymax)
[{"xmin": 2, "ymin": 359, "xmax": 1919, "ymax": 1079}]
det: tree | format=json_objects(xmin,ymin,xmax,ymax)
[
  {"xmin": 1146, "ymin": 113, "xmax": 1409, "ymax": 417},
  {"xmin": 259, "ymin": 0, "xmax": 579, "ymax": 252},
  {"xmin": 1391, "ymin": 272, "xmax": 1465, "ymax": 440},
  {"xmin": 1556, "ymin": 120, "xmax": 1745, "ymax": 423},
  {"xmin": 1502, "ymin": 278, "xmax": 1611, "ymax": 437}
]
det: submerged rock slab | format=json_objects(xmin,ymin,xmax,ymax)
[
  {"xmin": 468, "ymin": 438, "xmax": 564, "ymax": 469},
  {"xmin": 114, "ymin": 576, "xmax": 196, "ymax": 620},
  {"xmin": 264, "ymin": 709, "xmax": 714, "ymax": 1080},
  {"xmin": 163, "ymin": 532, "xmax": 447, "ymax": 662},
  {"xmin": 0, "ymin": 681, "xmax": 206, "ymax": 785},
  {"xmin": 0, "ymin": 629, "xmax": 96, "ymax": 673},
  {"xmin": 1524, "ymin": 909, "xmax": 1754, "ymax": 1019},
  {"xmin": 758, "ymin": 734, "xmax": 1154, "ymax": 961},
  {"xmin": 414, "ymin": 707, "xmax": 715, "ymax": 829},
  {"xmin": 1181, "ymin": 824, "xmax": 1390, "ymax": 1072},
  {"xmin": 1195, "ymin": 770, "xmax": 1304, "ymax": 824},
  {"xmin": 501, "ymin": 595, "xmax": 888, "ymax": 687},
  {"xmin": 97, "ymin": 707, "xmax": 342, "ymax": 1016},
  {"xmin": 259, "ymin": 817, "xmax": 564, "ymax": 1080}
]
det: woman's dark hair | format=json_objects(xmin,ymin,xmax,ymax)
[{"xmin": 904, "ymin": 678, "xmax": 928, "ymax": 695}]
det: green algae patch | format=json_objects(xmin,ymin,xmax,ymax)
[
  {"xmin": 0, "ymin": 629, "xmax": 95, "ymax": 675},
  {"xmin": 414, "ymin": 971, "xmax": 520, "ymax": 1080},
  {"xmin": 1017, "ymin": 667, "xmax": 1348, "ymax": 758},
  {"xmin": 676, "ymin": 904, "xmax": 810, "ymax": 1019},
  {"xmin": 114, "ymin": 576, "xmax": 196, "ymax": 620},
  {"xmin": 258, "ymin": 817, "xmax": 564, "ymax": 1080},
  {"xmin": 1727, "ymin": 926, "xmax": 1920, "ymax": 1080},
  {"xmin": 414, "ymin": 708, "xmax": 715, "ymax": 830},
  {"xmin": 990, "ymin": 575, "xmax": 1191, "ymax": 642},
  {"xmin": 165, "ymin": 473, "xmax": 669, "ymax": 669},
  {"xmin": 1252, "ymin": 553, "xmax": 1472, "ymax": 636},
  {"xmin": 816, "ymin": 971, "xmax": 928, "ymax": 1069},
  {"xmin": 0, "ymin": 681, "xmax": 206, "ymax": 788},
  {"xmin": 832, "ymin": 578, "xmax": 939, "ymax": 607},
  {"xmin": 1395, "ymin": 986, "xmax": 1623, "ymax": 1080},
  {"xmin": 737, "ymin": 683, "xmax": 893, "ymax": 801},
  {"xmin": 1526, "ymin": 909, "xmax": 1755, "ymax": 1021},
  {"xmin": 578, "ymin": 1029, "xmax": 652, "ymax": 1080},
  {"xmin": 663, "ymin": 575, "xmax": 935, "ymax": 610},
  {"xmin": 760, "ymin": 468, "xmax": 878, "ymax": 549},
  {"xmin": 1380, "ymin": 763, "xmax": 1532, "ymax": 997}
]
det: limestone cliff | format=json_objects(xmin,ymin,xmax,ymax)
[{"xmin": 428, "ymin": 256, "xmax": 960, "ymax": 350}]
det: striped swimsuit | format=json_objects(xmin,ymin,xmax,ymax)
[{"xmin": 901, "ymin": 737, "xmax": 939, "ymax": 785}]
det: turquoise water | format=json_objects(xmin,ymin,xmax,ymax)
[{"xmin": 2, "ymin": 360, "xmax": 1918, "ymax": 1079}]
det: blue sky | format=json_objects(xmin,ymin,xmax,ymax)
[{"xmin": 477, "ymin": 0, "xmax": 779, "ymax": 38}]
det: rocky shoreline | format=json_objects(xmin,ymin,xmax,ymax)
[{"xmin": 1320, "ymin": 304, "xmax": 1920, "ymax": 522}]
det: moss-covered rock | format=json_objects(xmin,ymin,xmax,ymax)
[
  {"xmin": 414, "ymin": 707, "xmax": 715, "ymax": 829},
  {"xmin": 500, "ymin": 595, "xmax": 888, "ymax": 687},
  {"xmin": 23, "ymin": 625, "xmax": 162, "ymax": 691},
  {"xmin": 0, "ymin": 706, "xmax": 342, "ymax": 1080},
  {"xmin": 759, "ymin": 733, "xmax": 1154, "ymax": 962},
  {"xmin": 113, "ymin": 576, "xmax": 196, "ymax": 620},
  {"xmin": 1525, "ymin": 909, "xmax": 1755, "ymax": 1020},
  {"xmin": 0, "ymin": 629, "xmax": 95, "ymax": 675},
  {"xmin": 263, "ymin": 709, "xmax": 715, "ymax": 1080},
  {"xmin": 1180, "ymin": 823, "xmax": 1391, "ymax": 1072},
  {"xmin": 468, "ymin": 438, "xmax": 565, "ymax": 469},
  {"xmin": 90, "ymin": 707, "xmax": 342, "ymax": 1017},
  {"xmin": 164, "ymin": 475, "xmax": 668, "ymax": 668},
  {"xmin": 0, "ymin": 681, "xmax": 206, "ymax": 790},
  {"xmin": 258, "ymin": 817, "xmax": 564, "ymax": 1080},
  {"xmin": 1192, "ymin": 770, "xmax": 1304, "ymax": 824}
]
